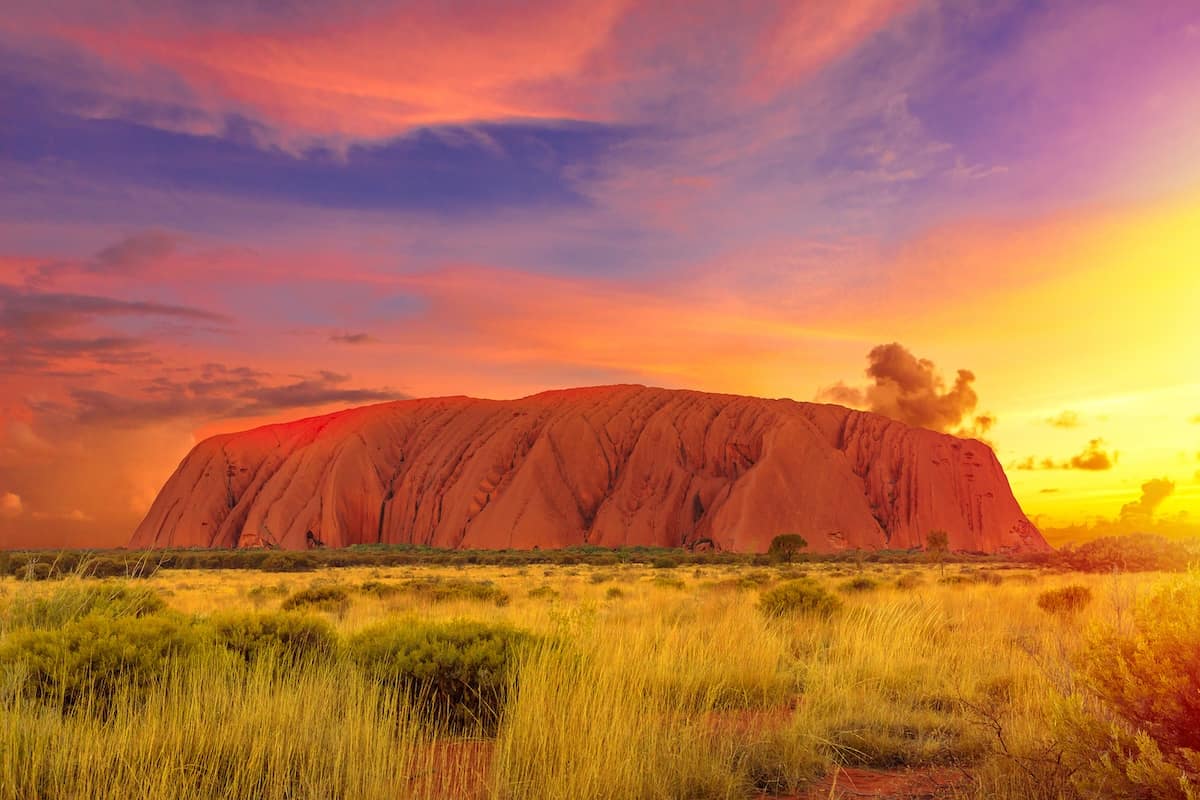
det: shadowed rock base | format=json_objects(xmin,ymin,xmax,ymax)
[{"xmin": 130, "ymin": 385, "xmax": 1046, "ymax": 553}]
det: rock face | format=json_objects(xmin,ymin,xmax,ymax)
[{"xmin": 130, "ymin": 385, "xmax": 1047, "ymax": 553}]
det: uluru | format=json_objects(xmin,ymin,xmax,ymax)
[{"xmin": 130, "ymin": 385, "xmax": 1046, "ymax": 554}]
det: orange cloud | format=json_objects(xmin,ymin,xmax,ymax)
[{"xmin": 816, "ymin": 342, "xmax": 985, "ymax": 433}]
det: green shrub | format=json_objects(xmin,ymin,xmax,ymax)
[
  {"xmin": 79, "ymin": 556, "xmax": 154, "ymax": 579},
  {"xmin": 210, "ymin": 612, "xmax": 337, "ymax": 665},
  {"xmin": 246, "ymin": 582, "xmax": 289, "ymax": 603},
  {"xmin": 758, "ymin": 579, "xmax": 842, "ymax": 619},
  {"xmin": 1036, "ymin": 585, "xmax": 1092, "ymax": 616},
  {"xmin": 399, "ymin": 577, "xmax": 510, "ymax": 606},
  {"xmin": 839, "ymin": 576, "xmax": 879, "ymax": 593},
  {"xmin": 5, "ymin": 583, "xmax": 166, "ymax": 630},
  {"xmin": 1064, "ymin": 574, "xmax": 1200, "ymax": 798},
  {"xmin": 280, "ymin": 584, "xmax": 351, "ymax": 613},
  {"xmin": 605, "ymin": 586, "xmax": 625, "ymax": 600},
  {"xmin": 359, "ymin": 579, "xmax": 401, "ymax": 597},
  {"xmin": 651, "ymin": 556, "xmax": 678, "ymax": 570},
  {"xmin": 1056, "ymin": 533, "xmax": 1193, "ymax": 573},
  {"xmin": 347, "ymin": 620, "xmax": 531, "ymax": 732},
  {"xmin": 0, "ymin": 613, "xmax": 202, "ymax": 711},
  {"xmin": 258, "ymin": 552, "xmax": 317, "ymax": 572},
  {"xmin": 767, "ymin": 534, "xmax": 808, "ymax": 563}
]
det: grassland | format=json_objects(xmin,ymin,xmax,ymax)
[{"xmin": 0, "ymin": 557, "xmax": 1196, "ymax": 799}]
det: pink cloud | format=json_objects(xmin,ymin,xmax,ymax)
[{"xmin": 3, "ymin": 1, "xmax": 912, "ymax": 148}]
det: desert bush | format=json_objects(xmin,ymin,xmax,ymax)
[
  {"xmin": 650, "ymin": 556, "xmax": 678, "ymax": 569},
  {"xmin": 358, "ymin": 579, "xmax": 400, "ymax": 597},
  {"xmin": 840, "ymin": 576, "xmax": 879, "ymax": 593},
  {"xmin": 258, "ymin": 552, "xmax": 317, "ymax": 572},
  {"xmin": 211, "ymin": 612, "xmax": 338, "ymax": 665},
  {"xmin": 757, "ymin": 579, "xmax": 841, "ymax": 619},
  {"xmin": 347, "ymin": 620, "xmax": 531, "ymax": 732},
  {"xmin": 968, "ymin": 569, "xmax": 1004, "ymax": 586},
  {"xmin": 588, "ymin": 571, "xmax": 615, "ymax": 584},
  {"xmin": 79, "ymin": 556, "xmax": 152, "ymax": 579},
  {"xmin": 1056, "ymin": 533, "xmax": 1193, "ymax": 573},
  {"xmin": 652, "ymin": 575, "xmax": 686, "ymax": 590},
  {"xmin": 767, "ymin": 533, "xmax": 808, "ymax": 563},
  {"xmin": 19, "ymin": 562, "xmax": 54, "ymax": 581},
  {"xmin": 1058, "ymin": 574, "xmax": 1200, "ymax": 798},
  {"xmin": 5, "ymin": 582, "xmax": 166, "ymax": 630},
  {"xmin": 528, "ymin": 585, "xmax": 559, "ymax": 600},
  {"xmin": 0, "ymin": 613, "xmax": 202, "ymax": 711},
  {"xmin": 398, "ymin": 576, "xmax": 510, "ymax": 606},
  {"xmin": 1036, "ymin": 585, "xmax": 1093, "ymax": 616},
  {"xmin": 280, "ymin": 584, "xmax": 351, "ymax": 614},
  {"xmin": 604, "ymin": 586, "xmax": 625, "ymax": 600},
  {"xmin": 895, "ymin": 572, "xmax": 924, "ymax": 591}
]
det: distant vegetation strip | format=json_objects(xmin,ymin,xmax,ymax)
[{"xmin": 2, "ymin": 533, "xmax": 1195, "ymax": 580}]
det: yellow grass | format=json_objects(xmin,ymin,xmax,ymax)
[{"xmin": 0, "ymin": 561, "xmax": 1184, "ymax": 799}]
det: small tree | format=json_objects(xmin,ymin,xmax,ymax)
[
  {"xmin": 926, "ymin": 530, "xmax": 950, "ymax": 577},
  {"xmin": 767, "ymin": 534, "xmax": 808, "ymax": 563}
]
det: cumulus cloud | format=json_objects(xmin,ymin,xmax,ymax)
[
  {"xmin": 1046, "ymin": 410, "xmax": 1082, "ymax": 429},
  {"xmin": 1012, "ymin": 438, "xmax": 1117, "ymax": 471},
  {"xmin": 1040, "ymin": 477, "xmax": 1200, "ymax": 544},
  {"xmin": 1069, "ymin": 439, "xmax": 1117, "ymax": 470},
  {"xmin": 1119, "ymin": 478, "xmax": 1175, "ymax": 524},
  {"xmin": 818, "ymin": 342, "xmax": 991, "ymax": 435}
]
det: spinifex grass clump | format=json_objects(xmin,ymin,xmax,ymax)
[
  {"xmin": 399, "ymin": 576, "xmax": 510, "ymax": 606},
  {"xmin": 1035, "ymin": 585, "xmax": 1092, "ymax": 616},
  {"xmin": 839, "ymin": 575, "xmax": 879, "ymax": 593},
  {"xmin": 0, "ymin": 613, "xmax": 203, "ymax": 712},
  {"xmin": 3, "ymin": 581, "xmax": 166, "ymax": 630},
  {"xmin": 211, "ymin": 612, "xmax": 338, "ymax": 665},
  {"xmin": 758, "ymin": 579, "xmax": 842, "ymax": 618},
  {"xmin": 280, "ymin": 584, "xmax": 352, "ymax": 614},
  {"xmin": 347, "ymin": 619, "xmax": 531, "ymax": 733}
]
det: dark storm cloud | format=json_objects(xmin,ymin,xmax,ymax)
[{"xmin": 818, "ymin": 342, "xmax": 984, "ymax": 434}]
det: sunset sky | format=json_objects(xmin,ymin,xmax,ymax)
[{"xmin": 2, "ymin": 0, "xmax": 1198, "ymax": 549}]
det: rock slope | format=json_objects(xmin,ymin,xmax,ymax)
[{"xmin": 130, "ymin": 385, "xmax": 1047, "ymax": 553}]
